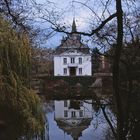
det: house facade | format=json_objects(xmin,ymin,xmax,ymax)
[{"xmin": 54, "ymin": 20, "xmax": 92, "ymax": 76}]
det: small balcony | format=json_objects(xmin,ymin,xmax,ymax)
[{"xmin": 67, "ymin": 63, "xmax": 78, "ymax": 67}]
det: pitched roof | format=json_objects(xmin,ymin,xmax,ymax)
[
  {"xmin": 55, "ymin": 118, "xmax": 92, "ymax": 140},
  {"xmin": 55, "ymin": 20, "xmax": 91, "ymax": 55}
]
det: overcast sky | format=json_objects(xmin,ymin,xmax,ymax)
[
  {"xmin": 32, "ymin": 0, "xmax": 139, "ymax": 49},
  {"xmin": 33, "ymin": 0, "xmax": 100, "ymax": 48}
]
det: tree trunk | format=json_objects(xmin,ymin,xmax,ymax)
[{"xmin": 113, "ymin": 0, "xmax": 126, "ymax": 140}]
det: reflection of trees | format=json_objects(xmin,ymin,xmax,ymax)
[
  {"xmin": 44, "ymin": 101, "xmax": 54, "ymax": 113},
  {"xmin": 104, "ymin": 126, "xmax": 115, "ymax": 140},
  {"xmin": 84, "ymin": 96, "xmax": 117, "ymax": 139}
]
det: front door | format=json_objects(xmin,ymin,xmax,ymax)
[{"xmin": 69, "ymin": 67, "xmax": 76, "ymax": 76}]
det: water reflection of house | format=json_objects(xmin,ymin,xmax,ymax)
[{"xmin": 54, "ymin": 100, "xmax": 93, "ymax": 140}]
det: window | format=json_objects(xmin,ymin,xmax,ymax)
[
  {"xmin": 64, "ymin": 100, "xmax": 68, "ymax": 107},
  {"xmin": 79, "ymin": 57, "xmax": 82, "ymax": 64},
  {"xmin": 79, "ymin": 110, "xmax": 83, "ymax": 117},
  {"xmin": 63, "ymin": 68, "xmax": 67, "ymax": 75},
  {"xmin": 71, "ymin": 111, "xmax": 76, "ymax": 118},
  {"xmin": 79, "ymin": 68, "xmax": 82, "ymax": 75},
  {"xmin": 71, "ymin": 57, "xmax": 75, "ymax": 63},
  {"xmin": 64, "ymin": 110, "xmax": 68, "ymax": 117},
  {"xmin": 63, "ymin": 58, "xmax": 67, "ymax": 64}
]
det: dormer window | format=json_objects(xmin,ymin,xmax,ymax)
[{"xmin": 71, "ymin": 57, "xmax": 75, "ymax": 63}]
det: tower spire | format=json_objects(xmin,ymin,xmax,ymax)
[{"xmin": 72, "ymin": 18, "xmax": 77, "ymax": 32}]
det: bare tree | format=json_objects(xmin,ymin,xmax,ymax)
[
  {"xmin": 40, "ymin": 0, "xmax": 139, "ymax": 140},
  {"xmin": 1, "ymin": 0, "xmax": 139, "ymax": 139}
]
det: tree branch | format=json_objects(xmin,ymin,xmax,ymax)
[
  {"xmin": 52, "ymin": 13, "xmax": 117, "ymax": 36},
  {"xmin": 101, "ymin": 106, "xmax": 117, "ymax": 139},
  {"xmin": 3, "ymin": 0, "xmax": 28, "ymax": 31},
  {"xmin": 73, "ymin": 0, "xmax": 102, "ymax": 22}
]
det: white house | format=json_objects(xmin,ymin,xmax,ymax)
[
  {"xmin": 54, "ymin": 100, "xmax": 93, "ymax": 120},
  {"xmin": 54, "ymin": 100, "xmax": 93, "ymax": 140},
  {"xmin": 54, "ymin": 20, "xmax": 92, "ymax": 76}
]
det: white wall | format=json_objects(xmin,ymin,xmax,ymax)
[
  {"xmin": 54, "ymin": 101, "xmax": 65, "ymax": 118},
  {"xmin": 54, "ymin": 52, "xmax": 92, "ymax": 76},
  {"xmin": 54, "ymin": 100, "xmax": 93, "ymax": 119}
]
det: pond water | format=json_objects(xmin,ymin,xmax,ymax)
[{"xmin": 44, "ymin": 100, "xmax": 113, "ymax": 140}]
